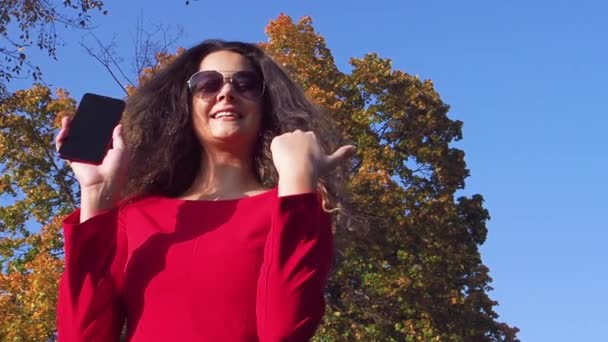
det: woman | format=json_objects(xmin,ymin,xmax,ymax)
[{"xmin": 55, "ymin": 40, "xmax": 355, "ymax": 341}]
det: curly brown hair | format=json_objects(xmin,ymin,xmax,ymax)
[{"xmin": 120, "ymin": 39, "xmax": 349, "ymax": 213}]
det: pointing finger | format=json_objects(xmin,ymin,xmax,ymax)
[{"xmin": 325, "ymin": 145, "xmax": 356, "ymax": 170}]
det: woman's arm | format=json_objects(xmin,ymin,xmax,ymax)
[
  {"xmin": 57, "ymin": 208, "xmax": 128, "ymax": 342},
  {"xmin": 260, "ymin": 129, "xmax": 352, "ymax": 341},
  {"xmin": 256, "ymin": 192, "xmax": 333, "ymax": 342}
]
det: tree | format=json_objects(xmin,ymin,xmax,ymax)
[
  {"xmin": 0, "ymin": 85, "xmax": 76, "ymax": 341},
  {"xmin": 262, "ymin": 15, "xmax": 519, "ymax": 341},
  {"xmin": 0, "ymin": 14, "xmax": 519, "ymax": 341},
  {"xmin": 0, "ymin": 0, "xmax": 107, "ymax": 98}
]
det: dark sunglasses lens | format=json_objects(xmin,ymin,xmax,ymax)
[
  {"xmin": 232, "ymin": 72, "xmax": 263, "ymax": 97},
  {"xmin": 191, "ymin": 72, "xmax": 223, "ymax": 96}
]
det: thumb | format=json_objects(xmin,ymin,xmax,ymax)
[
  {"xmin": 326, "ymin": 145, "xmax": 356, "ymax": 169},
  {"xmin": 112, "ymin": 124, "xmax": 125, "ymax": 150}
]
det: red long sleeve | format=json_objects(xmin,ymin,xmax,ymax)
[
  {"xmin": 57, "ymin": 208, "xmax": 127, "ymax": 342},
  {"xmin": 256, "ymin": 192, "xmax": 333, "ymax": 342},
  {"xmin": 56, "ymin": 189, "xmax": 332, "ymax": 341}
]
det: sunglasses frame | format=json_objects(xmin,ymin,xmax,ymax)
[{"xmin": 187, "ymin": 70, "xmax": 265, "ymax": 101}]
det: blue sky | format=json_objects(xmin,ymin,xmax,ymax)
[{"xmin": 7, "ymin": 0, "xmax": 608, "ymax": 340}]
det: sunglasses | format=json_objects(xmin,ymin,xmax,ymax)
[{"xmin": 187, "ymin": 70, "xmax": 265, "ymax": 101}]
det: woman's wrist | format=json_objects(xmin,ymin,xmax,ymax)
[
  {"xmin": 80, "ymin": 185, "xmax": 118, "ymax": 222},
  {"xmin": 277, "ymin": 171, "xmax": 318, "ymax": 197}
]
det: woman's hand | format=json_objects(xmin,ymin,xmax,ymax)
[
  {"xmin": 270, "ymin": 130, "xmax": 355, "ymax": 196},
  {"xmin": 55, "ymin": 117, "xmax": 129, "ymax": 218}
]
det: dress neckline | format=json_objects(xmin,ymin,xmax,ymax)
[{"xmin": 160, "ymin": 187, "xmax": 277, "ymax": 204}]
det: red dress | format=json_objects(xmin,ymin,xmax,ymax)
[{"xmin": 57, "ymin": 188, "xmax": 333, "ymax": 341}]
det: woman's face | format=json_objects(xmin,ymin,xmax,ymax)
[{"xmin": 190, "ymin": 50, "xmax": 263, "ymax": 153}]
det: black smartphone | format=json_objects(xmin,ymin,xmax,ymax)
[{"xmin": 58, "ymin": 93, "xmax": 125, "ymax": 165}]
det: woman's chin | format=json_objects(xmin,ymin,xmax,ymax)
[
  {"xmin": 209, "ymin": 130, "xmax": 256, "ymax": 145},
  {"xmin": 212, "ymin": 130, "xmax": 242, "ymax": 140}
]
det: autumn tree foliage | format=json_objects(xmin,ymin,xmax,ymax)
[
  {"xmin": 0, "ymin": 85, "xmax": 76, "ymax": 341},
  {"xmin": 261, "ymin": 15, "xmax": 519, "ymax": 341},
  {"xmin": 0, "ymin": 14, "xmax": 519, "ymax": 341}
]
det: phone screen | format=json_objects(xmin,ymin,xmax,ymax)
[{"xmin": 58, "ymin": 93, "xmax": 125, "ymax": 165}]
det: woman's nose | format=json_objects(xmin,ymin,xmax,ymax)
[{"xmin": 216, "ymin": 82, "xmax": 235, "ymax": 101}]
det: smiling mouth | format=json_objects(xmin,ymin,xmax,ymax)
[{"xmin": 211, "ymin": 111, "xmax": 242, "ymax": 119}]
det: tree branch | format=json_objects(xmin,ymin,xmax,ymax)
[{"xmin": 79, "ymin": 40, "xmax": 130, "ymax": 95}]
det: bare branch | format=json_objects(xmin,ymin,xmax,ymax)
[
  {"xmin": 79, "ymin": 17, "xmax": 183, "ymax": 94},
  {"xmin": 130, "ymin": 16, "xmax": 183, "ymax": 79},
  {"xmin": 79, "ymin": 39, "xmax": 130, "ymax": 95},
  {"xmin": 0, "ymin": 0, "xmax": 106, "ymax": 91}
]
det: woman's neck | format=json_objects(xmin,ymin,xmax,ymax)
[{"xmin": 179, "ymin": 148, "xmax": 266, "ymax": 200}]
